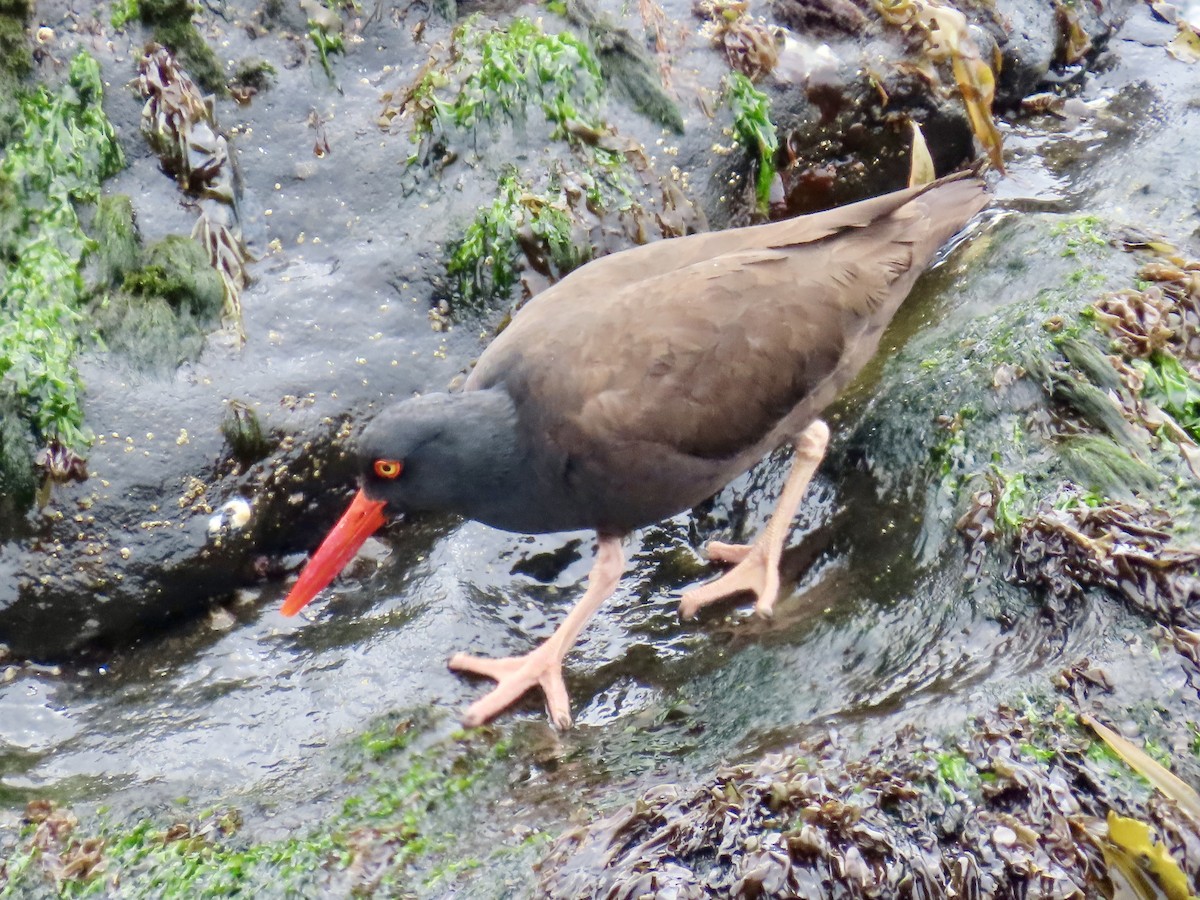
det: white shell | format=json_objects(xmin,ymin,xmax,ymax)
[{"xmin": 208, "ymin": 498, "xmax": 252, "ymax": 537}]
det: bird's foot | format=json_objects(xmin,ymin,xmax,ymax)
[
  {"xmin": 679, "ymin": 541, "xmax": 779, "ymax": 620},
  {"xmin": 448, "ymin": 643, "xmax": 572, "ymax": 730}
]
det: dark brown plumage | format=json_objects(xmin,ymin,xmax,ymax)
[{"xmin": 282, "ymin": 171, "xmax": 990, "ymax": 729}]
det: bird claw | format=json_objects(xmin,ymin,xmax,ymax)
[
  {"xmin": 704, "ymin": 540, "xmax": 754, "ymax": 564},
  {"xmin": 449, "ymin": 647, "xmax": 573, "ymax": 730},
  {"xmin": 679, "ymin": 542, "xmax": 779, "ymax": 620}
]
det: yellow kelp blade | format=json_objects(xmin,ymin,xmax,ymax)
[
  {"xmin": 1103, "ymin": 811, "xmax": 1195, "ymax": 900},
  {"xmin": 908, "ymin": 120, "xmax": 936, "ymax": 187}
]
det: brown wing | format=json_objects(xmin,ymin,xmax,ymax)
[{"xmin": 467, "ymin": 173, "xmax": 987, "ymax": 467}]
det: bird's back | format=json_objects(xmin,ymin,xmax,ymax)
[{"xmin": 466, "ymin": 172, "xmax": 988, "ymax": 533}]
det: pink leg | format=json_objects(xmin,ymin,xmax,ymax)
[
  {"xmin": 449, "ymin": 535, "xmax": 624, "ymax": 729},
  {"xmin": 679, "ymin": 420, "xmax": 830, "ymax": 620}
]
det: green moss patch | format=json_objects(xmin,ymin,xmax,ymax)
[
  {"xmin": 90, "ymin": 194, "xmax": 140, "ymax": 287},
  {"xmin": 89, "ymin": 234, "xmax": 227, "ymax": 371}
]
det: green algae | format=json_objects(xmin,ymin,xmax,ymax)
[
  {"xmin": 305, "ymin": 0, "xmax": 344, "ymax": 83},
  {"xmin": 90, "ymin": 194, "xmax": 140, "ymax": 287},
  {"xmin": 123, "ymin": 236, "xmax": 225, "ymax": 320},
  {"xmin": 849, "ymin": 213, "xmax": 1200, "ymax": 627},
  {"xmin": 559, "ymin": 0, "xmax": 684, "ymax": 133},
  {"xmin": 0, "ymin": 52, "xmax": 124, "ymax": 455},
  {"xmin": 446, "ymin": 170, "xmax": 590, "ymax": 314},
  {"xmin": 0, "ymin": 396, "xmax": 36, "ymax": 523},
  {"xmin": 1135, "ymin": 351, "xmax": 1200, "ymax": 442},
  {"xmin": 412, "ymin": 16, "xmax": 604, "ymax": 142},
  {"xmin": 410, "ymin": 15, "xmax": 659, "ymax": 315},
  {"xmin": 220, "ymin": 401, "xmax": 272, "ymax": 468},
  {"xmin": 109, "ymin": 0, "xmax": 139, "ymax": 31},
  {"xmin": 408, "ymin": 14, "xmax": 636, "ymax": 198},
  {"xmin": 0, "ymin": 715, "xmax": 515, "ymax": 898},
  {"xmin": 1058, "ymin": 434, "xmax": 1160, "ymax": 497},
  {"xmin": 87, "ymin": 196, "xmax": 229, "ymax": 374},
  {"xmin": 1051, "ymin": 213, "xmax": 1108, "ymax": 258},
  {"xmin": 727, "ymin": 72, "xmax": 778, "ymax": 215},
  {"xmin": 0, "ymin": 0, "xmax": 31, "ymax": 147},
  {"xmin": 230, "ymin": 58, "xmax": 276, "ymax": 93},
  {"xmin": 90, "ymin": 235, "xmax": 227, "ymax": 371}
]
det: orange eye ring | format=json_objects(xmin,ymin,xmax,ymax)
[{"xmin": 373, "ymin": 459, "xmax": 403, "ymax": 479}]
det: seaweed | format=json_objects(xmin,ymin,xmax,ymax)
[
  {"xmin": 137, "ymin": 45, "xmax": 252, "ymax": 339},
  {"xmin": 407, "ymin": 16, "xmax": 605, "ymax": 144},
  {"xmin": 446, "ymin": 171, "xmax": 592, "ymax": 314},
  {"xmin": 0, "ymin": 52, "xmax": 124, "ymax": 459},
  {"xmin": 876, "ymin": 0, "xmax": 1004, "ymax": 171},
  {"xmin": 695, "ymin": 0, "xmax": 780, "ymax": 82},
  {"xmin": 727, "ymin": 72, "xmax": 778, "ymax": 215},
  {"xmin": 538, "ymin": 703, "xmax": 1197, "ymax": 897},
  {"xmin": 0, "ymin": 716, "xmax": 513, "ymax": 897}
]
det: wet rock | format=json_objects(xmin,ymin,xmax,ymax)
[{"xmin": 0, "ymin": 0, "xmax": 1151, "ymax": 664}]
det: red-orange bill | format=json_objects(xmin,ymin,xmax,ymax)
[{"xmin": 280, "ymin": 489, "xmax": 387, "ymax": 616}]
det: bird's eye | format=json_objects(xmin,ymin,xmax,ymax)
[{"xmin": 373, "ymin": 459, "xmax": 403, "ymax": 479}]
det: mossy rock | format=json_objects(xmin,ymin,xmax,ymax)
[
  {"xmin": 0, "ymin": 397, "xmax": 36, "ymax": 529},
  {"xmin": 92, "ymin": 290, "xmax": 208, "ymax": 370},
  {"xmin": 231, "ymin": 57, "xmax": 276, "ymax": 92},
  {"xmin": 0, "ymin": 0, "xmax": 31, "ymax": 80},
  {"xmin": 139, "ymin": 0, "xmax": 226, "ymax": 94},
  {"xmin": 96, "ymin": 234, "xmax": 223, "ymax": 369},
  {"xmin": 841, "ymin": 212, "xmax": 1199, "ymax": 622},
  {"xmin": 0, "ymin": 0, "xmax": 31, "ymax": 146},
  {"xmin": 564, "ymin": 0, "xmax": 684, "ymax": 133},
  {"xmin": 90, "ymin": 194, "xmax": 141, "ymax": 287},
  {"xmin": 846, "ymin": 215, "xmax": 1141, "ymax": 501},
  {"xmin": 123, "ymin": 235, "xmax": 224, "ymax": 320},
  {"xmin": 0, "ymin": 168, "xmax": 27, "ymax": 257}
]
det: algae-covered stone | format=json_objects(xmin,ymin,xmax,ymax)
[
  {"xmin": 0, "ymin": 0, "xmax": 31, "ymax": 147},
  {"xmin": 563, "ymin": 0, "xmax": 684, "ymax": 133},
  {"xmin": 91, "ymin": 290, "xmax": 207, "ymax": 370},
  {"xmin": 231, "ymin": 57, "xmax": 276, "ymax": 93},
  {"xmin": 139, "ymin": 0, "xmax": 225, "ymax": 94},
  {"xmin": 844, "ymin": 212, "xmax": 1199, "ymax": 626},
  {"xmin": 95, "ymin": 234, "xmax": 223, "ymax": 369},
  {"xmin": 0, "ymin": 1, "xmax": 31, "ymax": 81},
  {"xmin": 221, "ymin": 400, "xmax": 273, "ymax": 468},
  {"xmin": 90, "ymin": 194, "xmax": 141, "ymax": 287},
  {"xmin": 0, "ymin": 710, "xmax": 515, "ymax": 897},
  {"xmin": 123, "ymin": 235, "xmax": 224, "ymax": 320},
  {"xmin": 0, "ymin": 398, "xmax": 36, "ymax": 529}
]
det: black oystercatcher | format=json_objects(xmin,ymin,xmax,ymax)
[{"xmin": 281, "ymin": 171, "xmax": 989, "ymax": 729}]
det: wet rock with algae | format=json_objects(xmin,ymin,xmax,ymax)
[{"xmin": 537, "ymin": 703, "xmax": 1200, "ymax": 898}]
